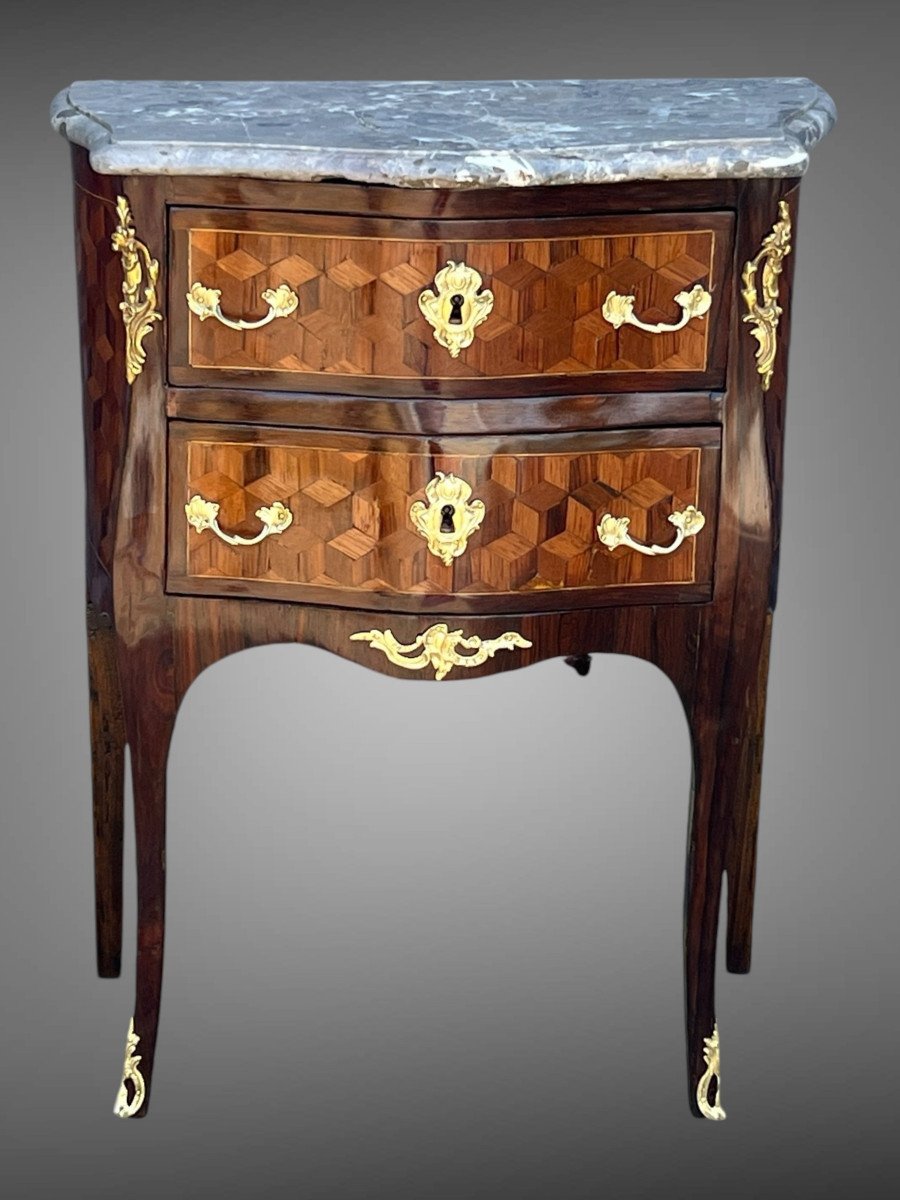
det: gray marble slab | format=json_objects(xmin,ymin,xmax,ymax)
[{"xmin": 51, "ymin": 78, "xmax": 835, "ymax": 188}]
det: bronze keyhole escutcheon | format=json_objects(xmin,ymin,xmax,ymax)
[
  {"xmin": 418, "ymin": 262, "xmax": 494, "ymax": 358},
  {"xmin": 409, "ymin": 473, "xmax": 486, "ymax": 565}
]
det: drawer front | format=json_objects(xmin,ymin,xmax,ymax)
[
  {"xmin": 168, "ymin": 423, "xmax": 719, "ymax": 613},
  {"xmin": 169, "ymin": 209, "xmax": 733, "ymax": 396}
]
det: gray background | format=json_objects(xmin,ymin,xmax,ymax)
[{"xmin": 1, "ymin": 2, "xmax": 897, "ymax": 1197}]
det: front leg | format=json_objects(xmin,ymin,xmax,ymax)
[
  {"xmin": 113, "ymin": 636, "xmax": 176, "ymax": 1118},
  {"xmin": 681, "ymin": 589, "xmax": 773, "ymax": 1117},
  {"xmin": 684, "ymin": 676, "xmax": 728, "ymax": 1120}
]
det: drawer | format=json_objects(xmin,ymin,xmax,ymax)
[
  {"xmin": 169, "ymin": 209, "xmax": 734, "ymax": 397},
  {"xmin": 168, "ymin": 423, "xmax": 719, "ymax": 613}
]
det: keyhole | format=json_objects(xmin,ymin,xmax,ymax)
[
  {"xmin": 448, "ymin": 294, "xmax": 465, "ymax": 325},
  {"xmin": 440, "ymin": 504, "xmax": 456, "ymax": 533}
]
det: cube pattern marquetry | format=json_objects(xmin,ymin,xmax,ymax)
[
  {"xmin": 185, "ymin": 227, "xmax": 716, "ymax": 379},
  {"xmin": 178, "ymin": 438, "xmax": 709, "ymax": 598}
]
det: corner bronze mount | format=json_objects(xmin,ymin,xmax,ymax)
[
  {"xmin": 112, "ymin": 195, "xmax": 162, "ymax": 384},
  {"xmin": 742, "ymin": 199, "xmax": 792, "ymax": 391}
]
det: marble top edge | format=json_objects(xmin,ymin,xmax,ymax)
[{"xmin": 51, "ymin": 78, "xmax": 836, "ymax": 188}]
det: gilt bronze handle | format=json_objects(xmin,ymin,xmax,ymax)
[
  {"xmin": 185, "ymin": 495, "xmax": 293, "ymax": 547},
  {"xmin": 597, "ymin": 505, "xmax": 705, "ymax": 557},
  {"xmin": 186, "ymin": 281, "xmax": 299, "ymax": 330},
  {"xmin": 601, "ymin": 283, "xmax": 712, "ymax": 334}
]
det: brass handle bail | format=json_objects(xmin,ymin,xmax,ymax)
[
  {"xmin": 597, "ymin": 506, "xmax": 706, "ymax": 557},
  {"xmin": 601, "ymin": 283, "xmax": 712, "ymax": 334},
  {"xmin": 186, "ymin": 281, "xmax": 299, "ymax": 330},
  {"xmin": 185, "ymin": 495, "xmax": 293, "ymax": 547}
]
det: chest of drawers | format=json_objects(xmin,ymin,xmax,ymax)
[{"xmin": 52, "ymin": 77, "xmax": 835, "ymax": 1121}]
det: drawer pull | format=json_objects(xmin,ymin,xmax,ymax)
[
  {"xmin": 418, "ymin": 261, "xmax": 494, "ymax": 358},
  {"xmin": 186, "ymin": 281, "xmax": 299, "ymax": 330},
  {"xmin": 185, "ymin": 495, "xmax": 293, "ymax": 546},
  {"xmin": 601, "ymin": 283, "xmax": 712, "ymax": 334},
  {"xmin": 597, "ymin": 505, "xmax": 705, "ymax": 557},
  {"xmin": 351, "ymin": 622, "xmax": 531, "ymax": 680},
  {"xmin": 409, "ymin": 473, "xmax": 485, "ymax": 565}
]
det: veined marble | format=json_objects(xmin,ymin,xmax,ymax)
[{"xmin": 51, "ymin": 78, "xmax": 835, "ymax": 188}]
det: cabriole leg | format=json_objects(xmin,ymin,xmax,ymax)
[
  {"xmin": 113, "ymin": 641, "xmax": 176, "ymax": 1119},
  {"xmin": 684, "ymin": 661, "xmax": 729, "ymax": 1121}
]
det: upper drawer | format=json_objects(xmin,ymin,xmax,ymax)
[{"xmin": 168, "ymin": 209, "xmax": 734, "ymax": 397}]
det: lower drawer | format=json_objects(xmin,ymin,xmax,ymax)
[{"xmin": 167, "ymin": 422, "xmax": 719, "ymax": 613}]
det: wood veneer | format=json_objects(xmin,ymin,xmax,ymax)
[
  {"xmin": 72, "ymin": 149, "xmax": 129, "ymax": 978},
  {"xmin": 165, "ymin": 385, "xmax": 724, "ymax": 433},
  {"xmin": 169, "ymin": 209, "xmax": 733, "ymax": 396},
  {"xmin": 162, "ymin": 173, "xmax": 747, "ymax": 218},
  {"xmin": 168, "ymin": 424, "xmax": 718, "ymax": 611}
]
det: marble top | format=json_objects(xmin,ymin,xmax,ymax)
[{"xmin": 51, "ymin": 79, "xmax": 835, "ymax": 189}]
